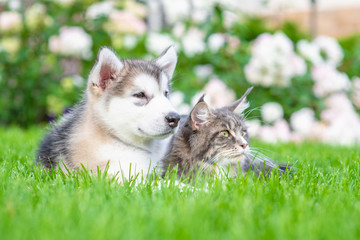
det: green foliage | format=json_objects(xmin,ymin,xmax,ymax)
[
  {"xmin": 0, "ymin": 1, "xmax": 359, "ymax": 127},
  {"xmin": 1, "ymin": 127, "xmax": 360, "ymax": 239},
  {"xmin": 339, "ymin": 34, "xmax": 360, "ymax": 78}
]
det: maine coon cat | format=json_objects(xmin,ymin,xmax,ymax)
[{"xmin": 162, "ymin": 87, "xmax": 290, "ymax": 179}]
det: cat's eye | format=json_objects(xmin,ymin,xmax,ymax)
[
  {"xmin": 133, "ymin": 92, "xmax": 146, "ymax": 99},
  {"xmin": 220, "ymin": 130, "xmax": 229, "ymax": 137}
]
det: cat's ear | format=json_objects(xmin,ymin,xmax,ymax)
[
  {"xmin": 227, "ymin": 87, "xmax": 253, "ymax": 115},
  {"xmin": 155, "ymin": 45, "xmax": 177, "ymax": 79},
  {"xmin": 190, "ymin": 101, "xmax": 213, "ymax": 130},
  {"xmin": 88, "ymin": 47, "xmax": 123, "ymax": 95}
]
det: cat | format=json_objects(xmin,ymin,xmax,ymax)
[{"xmin": 162, "ymin": 87, "xmax": 290, "ymax": 179}]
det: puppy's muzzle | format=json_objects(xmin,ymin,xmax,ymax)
[{"xmin": 165, "ymin": 112, "xmax": 180, "ymax": 128}]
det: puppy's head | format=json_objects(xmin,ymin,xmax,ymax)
[{"xmin": 87, "ymin": 46, "xmax": 180, "ymax": 143}]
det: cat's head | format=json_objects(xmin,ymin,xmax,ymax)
[{"xmin": 186, "ymin": 87, "xmax": 253, "ymax": 169}]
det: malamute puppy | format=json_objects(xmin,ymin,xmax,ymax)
[{"xmin": 37, "ymin": 46, "xmax": 180, "ymax": 180}]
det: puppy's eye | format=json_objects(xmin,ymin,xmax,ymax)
[
  {"xmin": 220, "ymin": 130, "xmax": 229, "ymax": 137},
  {"xmin": 133, "ymin": 92, "xmax": 146, "ymax": 99},
  {"xmin": 164, "ymin": 91, "xmax": 169, "ymax": 97}
]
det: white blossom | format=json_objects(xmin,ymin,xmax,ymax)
[
  {"xmin": 311, "ymin": 64, "xmax": 351, "ymax": 97},
  {"xmin": 202, "ymin": 78, "xmax": 236, "ymax": 108},
  {"xmin": 261, "ymin": 102, "xmax": 284, "ymax": 124},
  {"xmin": 181, "ymin": 28, "xmax": 206, "ymax": 57},
  {"xmin": 193, "ymin": 64, "xmax": 214, "ymax": 80},
  {"xmin": 123, "ymin": 35, "xmax": 138, "ymax": 50},
  {"xmin": 245, "ymin": 119, "xmax": 261, "ymax": 138},
  {"xmin": 86, "ymin": 1, "xmax": 114, "ymax": 20},
  {"xmin": 297, "ymin": 36, "xmax": 344, "ymax": 67},
  {"xmin": 314, "ymin": 35, "xmax": 344, "ymax": 67},
  {"xmin": 104, "ymin": 10, "xmax": 146, "ymax": 35},
  {"xmin": 160, "ymin": 0, "xmax": 190, "ymax": 25},
  {"xmin": 169, "ymin": 91, "xmax": 191, "ymax": 115},
  {"xmin": 297, "ymin": 40, "xmax": 323, "ymax": 65},
  {"xmin": 274, "ymin": 119, "xmax": 291, "ymax": 142},
  {"xmin": 208, "ymin": 33, "xmax": 226, "ymax": 52},
  {"xmin": 258, "ymin": 126, "xmax": 277, "ymax": 143},
  {"xmin": 245, "ymin": 32, "xmax": 306, "ymax": 87},
  {"xmin": 49, "ymin": 26, "xmax": 93, "ymax": 59},
  {"xmin": 146, "ymin": 32, "xmax": 176, "ymax": 55},
  {"xmin": 320, "ymin": 93, "xmax": 360, "ymax": 145},
  {"xmin": 0, "ymin": 11, "xmax": 22, "ymax": 33},
  {"xmin": 172, "ymin": 22, "xmax": 186, "ymax": 39},
  {"xmin": 290, "ymin": 108, "xmax": 316, "ymax": 137}
]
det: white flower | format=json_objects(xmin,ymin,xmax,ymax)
[
  {"xmin": 320, "ymin": 93, "xmax": 360, "ymax": 145},
  {"xmin": 169, "ymin": 91, "xmax": 191, "ymax": 115},
  {"xmin": 123, "ymin": 35, "xmax": 138, "ymax": 50},
  {"xmin": 146, "ymin": 32, "xmax": 176, "ymax": 55},
  {"xmin": 208, "ymin": 33, "xmax": 226, "ymax": 52},
  {"xmin": 311, "ymin": 64, "xmax": 351, "ymax": 97},
  {"xmin": 86, "ymin": 1, "xmax": 114, "ymax": 20},
  {"xmin": 314, "ymin": 35, "xmax": 343, "ymax": 67},
  {"xmin": 0, "ymin": 11, "xmax": 22, "ymax": 33},
  {"xmin": 191, "ymin": 9, "xmax": 208, "ymax": 23},
  {"xmin": 104, "ymin": 10, "xmax": 146, "ymax": 35},
  {"xmin": 297, "ymin": 40, "xmax": 323, "ymax": 65},
  {"xmin": 290, "ymin": 54, "xmax": 307, "ymax": 76},
  {"xmin": 181, "ymin": 27, "xmax": 206, "ymax": 57},
  {"xmin": 245, "ymin": 32, "xmax": 305, "ymax": 87},
  {"xmin": 274, "ymin": 119, "xmax": 291, "ymax": 142},
  {"xmin": 297, "ymin": 36, "xmax": 344, "ymax": 67},
  {"xmin": 203, "ymin": 78, "xmax": 236, "ymax": 108},
  {"xmin": 8, "ymin": 0, "xmax": 21, "ymax": 10},
  {"xmin": 223, "ymin": 10, "xmax": 238, "ymax": 29},
  {"xmin": 258, "ymin": 126, "xmax": 277, "ymax": 143},
  {"xmin": 245, "ymin": 119, "xmax": 261, "ymax": 138},
  {"xmin": 261, "ymin": 102, "xmax": 284, "ymax": 124},
  {"xmin": 172, "ymin": 22, "xmax": 186, "ymax": 39},
  {"xmin": 193, "ymin": 64, "xmax": 213, "ymax": 80},
  {"xmin": 290, "ymin": 108, "xmax": 316, "ymax": 137},
  {"xmin": 160, "ymin": 0, "xmax": 190, "ymax": 25},
  {"xmin": 49, "ymin": 26, "xmax": 93, "ymax": 59}
]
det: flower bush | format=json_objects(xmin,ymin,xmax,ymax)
[{"xmin": 0, "ymin": 0, "xmax": 359, "ymax": 145}]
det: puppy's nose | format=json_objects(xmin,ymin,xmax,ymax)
[{"xmin": 165, "ymin": 112, "xmax": 180, "ymax": 128}]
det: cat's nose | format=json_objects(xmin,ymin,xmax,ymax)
[
  {"xmin": 165, "ymin": 112, "xmax": 180, "ymax": 128},
  {"xmin": 241, "ymin": 144, "xmax": 248, "ymax": 149}
]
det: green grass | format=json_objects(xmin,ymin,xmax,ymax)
[{"xmin": 1, "ymin": 126, "xmax": 360, "ymax": 240}]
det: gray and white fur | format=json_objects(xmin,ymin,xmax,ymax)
[
  {"xmin": 161, "ymin": 87, "xmax": 290, "ymax": 179},
  {"xmin": 37, "ymin": 46, "xmax": 180, "ymax": 181}
]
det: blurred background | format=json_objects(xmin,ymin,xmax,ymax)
[{"xmin": 0, "ymin": 0, "xmax": 359, "ymax": 145}]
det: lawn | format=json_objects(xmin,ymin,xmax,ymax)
[{"xmin": 0, "ymin": 127, "xmax": 359, "ymax": 240}]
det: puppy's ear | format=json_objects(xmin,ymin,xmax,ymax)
[
  {"xmin": 190, "ymin": 101, "xmax": 213, "ymax": 131},
  {"xmin": 88, "ymin": 47, "xmax": 123, "ymax": 94},
  {"xmin": 226, "ymin": 87, "xmax": 253, "ymax": 115},
  {"xmin": 155, "ymin": 45, "xmax": 177, "ymax": 79}
]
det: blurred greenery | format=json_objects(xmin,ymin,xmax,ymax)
[{"xmin": 0, "ymin": 0, "xmax": 359, "ymax": 127}]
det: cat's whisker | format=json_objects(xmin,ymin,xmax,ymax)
[
  {"xmin": 244, "ymin": 116, "xmax": 262, "ymax": 121},
  {"xmin": 243, "ymin": 107, "xmax": 261, "ymax": 119}
]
